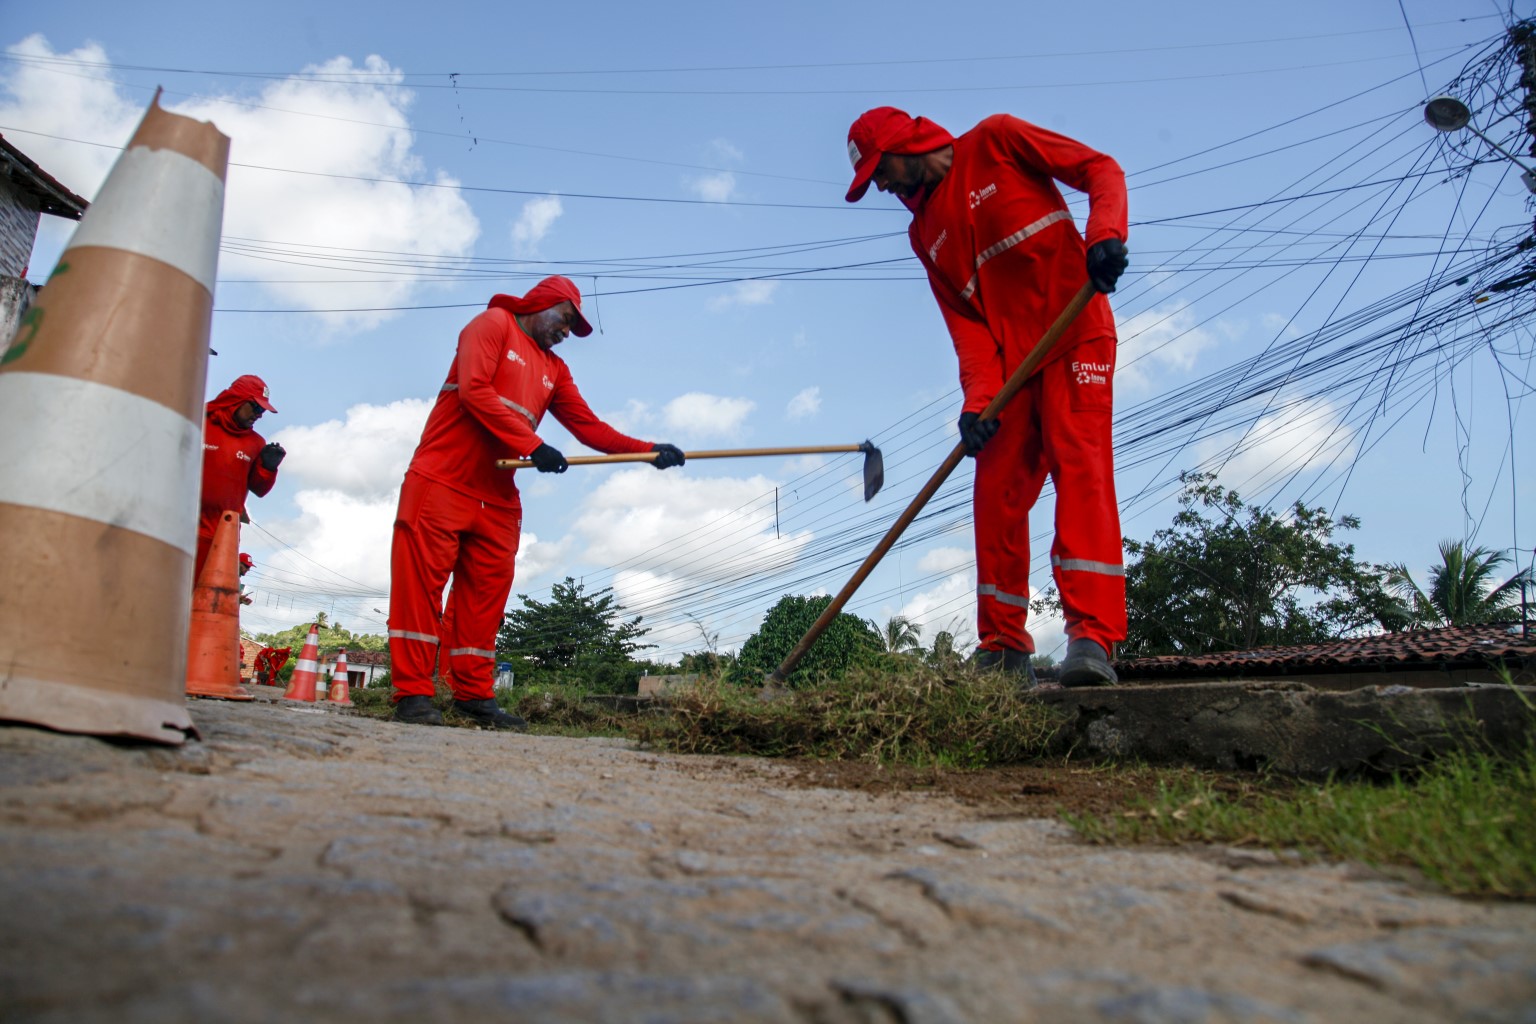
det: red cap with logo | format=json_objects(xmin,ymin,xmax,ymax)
[
  {"xmin": 228, "ymin": 374, "xmax": 277, "ymax": 413},
  {"xmin": 487, "ymin": 276, "xmax": 594, "ymax": 337},
  {"xmin": 239, "ymin": 553, "xmax": 255, "ymax": 571},
  {"xmin": 845, "ymin": 106, "xmax": 955, "ymax": 203}
]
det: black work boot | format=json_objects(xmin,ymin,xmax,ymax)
[
  {"xmin": 452, "ymin": 698, "xmax": 528, "ymax": 731},
  {"xmin": 972, "ymin": 647, "xmax": 1040, "ymax": 691},
  {"xmin": 1058, "ymin": 639, "xmax": 1118, "ymax": 687},
  {"xmin": 394, "ymin": 695, "xmax": 444, "ymax": 726}
]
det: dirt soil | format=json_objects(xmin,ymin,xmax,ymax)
[{"xmin": 1, "ymin": 691, "xmax": 1533, "ymax": 1024}]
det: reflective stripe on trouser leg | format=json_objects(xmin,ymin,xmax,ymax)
[
  {"xmin": 387, "ymin": 474, "xmax": 472, "ymax": 699},
  {"xmin": 972, "ymin": 388, "xmax": 1049, "ymax": 653},
  {"xmin": 445, "ymin": 493, "xmax": 521, "ymax": 702},
  {"xmin": 1042, "ymin": 332, "xmax": 1126, "ymax": 649}
]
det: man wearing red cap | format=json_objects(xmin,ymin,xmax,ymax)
[
  {"xmin": 388, "ymin": 275, "xmax": 686, "ymax": 728},
  {"xmin": 197, "ymin": 374, "xmax": 284, "ymax": 584},
  {"xmin": 845, "ymin": 107, "xmax": 1130, "ymax": 687}
]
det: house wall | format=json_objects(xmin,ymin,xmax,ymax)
[
  {"xmin": 0, "ymin": 175, "xmax": 41, "ymax": 278},
  {"xmin": 1130, "ymin": 664, "xmax": 1533, "ymax": 690}
]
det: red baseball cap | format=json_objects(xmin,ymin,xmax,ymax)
[
  {"xmin": 845, "ymin": 106, "xmax": 955, "ymax": 203},
  {"xmin": 488, "ymin": 276, "xmax": 594, "ymax": 337},
  {"xmin": 228, "ymin": 374, "xmax": 277, "ymax": 413},
  {"xmin": 239, "ymin": 552, "xmax": 255, "ymax": 571}
]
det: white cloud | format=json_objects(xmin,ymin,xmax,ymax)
[
  {"xmin": 270, "ymin": 398, "xmax": 431, "ymax": 500},
  {"xmin": 1195, "ymin": 395, "xmax": 1358, "ymax": 493},
  {"xmin": 565, "ymin": 468, "xmax": 813, "ymax": 652},
  {"xmin": 264, "ymin": 488, "xmax": 398, "ymax": 592},
  {"xmin": 662, "ymin": 392, "xmax": 755, "ymax": 440},
  {"xmin": 1, "ymin": 39, "xmax": 481, "ymax": 334},
  {"xmin": 786, "ymin": 386, "xmax": 821, "ymax": 420},
  {"xmin": 511, "ymin": 194, "xmax": 563, "ymax": 256},
  {"xmin": 708, "ymin": 280, "xmax": 779, "ymax": 310},
  {"xmin": 1114, "ymin": 302, "xmax": 1224, "ymax": 394},
  {"xmin": 706, "ymin": 139, "xmax": 744, "ymax": 163},
  {"xmin": 687, "ymin": 171, "xmax": 737, "ymax": 203},
  {"xmin": 916, "ymin": 546, "xmax": 972, "ymax": 575}
]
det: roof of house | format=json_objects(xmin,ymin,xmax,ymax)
[
  {"xmin": 0, "ymin": 135, "xmax": 88, "ymax": 220},
  {"xmin": 1113, "ymin": 622, "xmax": 1536, "ymax": 681}
]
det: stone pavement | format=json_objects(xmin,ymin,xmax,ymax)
[{"xmin": 0, "ymin": 698, "xmax": 1532, "ymax": 1023}]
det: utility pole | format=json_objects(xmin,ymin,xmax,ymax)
[{"xmin": 1516, "ymin": 22, "xmax": 1536, "ymax": 162}]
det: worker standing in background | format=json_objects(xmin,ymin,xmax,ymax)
[
  {"xmin": 197, "ymin": 375, "xmax": 284, "ymax": 584},
  {"xmin": 843, "ymin": 107, "xmax": 1129, "ymax": 687},
  {"xmin": 388, "ymin": 276, "xmax": 685, "ymax": 728}
]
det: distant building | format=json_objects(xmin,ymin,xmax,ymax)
[{"xmin": 0, "ymin": 134, "xmax": 87, "ymax": 353}]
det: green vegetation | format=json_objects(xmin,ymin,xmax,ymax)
[
  {"xmin": 254, "ymin": 611, "xmax": 387, "ymax": 657},
  {"xmin": 1385, "ymin": 539, "xmax": 1535, "ymax": 627},
  {"xmin": 499, "ymin": 577, "xmax": 651, "ymax": 670},
  {"xmin": 1066, "ymin": 742, "xmax": 1536, "ymax": 899},
  {"xmin": 731, "ymin": 594, "xmax": 883, "ymax": 686},
  {"xmin": 633, "ymin": 664, "xmax": 1058, "ymax": 768}
]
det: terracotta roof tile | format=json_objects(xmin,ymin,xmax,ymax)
[{"xmin": 1114, "ymin": 622, "xmax": 1536, "ymax": 680}]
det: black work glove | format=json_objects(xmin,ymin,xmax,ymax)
[
  {"xmin": 529, "ymin": 443, "xmax": 568, "ymax": 474},
  {"xmin": 259, "ymin": 442, "xmax": 286, "ymax": 470},
  {"xmin": 1086, "ymin": 238, "xmax": 1129, "ymax": 294},
  {"xmin": 957, "ymin": 412, "xmax": 1000, "ymax": 456},
  {"xmin": 650, "ymin": 443, "xmax": 685, "ymax": 470}
]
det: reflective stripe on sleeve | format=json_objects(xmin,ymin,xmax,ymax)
[
  {"xmin": 0, "ymin": 372, "xmax": 200, "ymax": 554},
  {"xmin": 1051, "ymin": 556, "xmax": 1126, "ymax": 577},
  {"xmin": 64, "ymin": 146, "xmax": 225, "ymax": 294},
  {"xmin": 389, "ymin": 629, "xmax": 440, "ymax": 644},
  {"xmin": 499, "ymin": 396, "xmax": 537, "ymax": 427},
  {"xmin": 958, "ymin": 210, "xmax": 1073, "ymax": 302},
  {"xmin": 439, "ymin": 385, "xmax": 536, "ymax": 427},
  {"xmin": 977, "ymin": 583, "xmax": 1031, "ymax": 608},
  {"xmin": 448, "ymin": 647, "xmax": 497, "ymax": 659}
]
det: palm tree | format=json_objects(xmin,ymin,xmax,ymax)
[
  {"xmin": 878, "ymin": 615, "xmax": 923, "ymax": 654},
  {"xmin": 1384, "ymin": 540, "xmax": 1534, "ymax": 627}
]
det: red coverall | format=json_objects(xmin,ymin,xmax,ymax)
[
  {"xmin": 197, "ymin": 392, "xmax": 278, "ymax": 583},
  {"xmin": 388, "ymin": 304, "xmax": 652, "ymax": 702},
  {"xmin": 908, "ymin": 114, "xmax": 1128, "ymax": 654}
]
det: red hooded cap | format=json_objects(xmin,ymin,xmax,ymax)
[
  {"xmin": 226, "ymin": 374, "xmax": 277, "ymax": 413},
  {"xmin": 845, "ymin": 106, "xmax": 955, "ymax": 203},
  {"xmin": 487, "ymin": 276, "xmax": 593, "ymax": 337}
]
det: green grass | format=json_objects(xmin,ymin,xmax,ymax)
[
  {"xmin": 344, "ymin": 680, "xmax": 630, "ymax": 734},
  {"xmin": 629, "ymin": 664, "xmax": 1060, "ymax": 768},
  {"xmin": 1065, "ymin": 742, "xmax": 1536, "ymax": 899}
]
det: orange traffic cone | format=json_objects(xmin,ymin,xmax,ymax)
[
  {"xmin": 184, "ymin": 511, "xmax": 252, "ymax": 701},
  {"xmin": 282, "ymin": 623, "xmax": 323, "ymax": 702},
  {"xmin": 327, "ymin": 649, "xmax": 353, "ymax": 706},
  {"xmin": 0, "ymin": 93, "xmax": 229, "ymax": 744}
]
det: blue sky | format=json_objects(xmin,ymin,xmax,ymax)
[{"xmin": 4, "ymin": 0, "xmax": 1532, "ymax": 660}]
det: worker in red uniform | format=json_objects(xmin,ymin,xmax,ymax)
[
  {"xmin": 197, "ymin": 375, "xmax": 284, "ymax": 584},
  {"xmin": 844, "ymin": 107, "xmax": 1129, "ymax": 687},
  {"xmin": 389, "ymin": 276, "xmax": 685, "ymax": 728}
]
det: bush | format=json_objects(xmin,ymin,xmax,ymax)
[
  {"xmin": 732, "ymin": 595, "xmax": 883, "ymax": 687},
  {"xmin": 634, "ymin": 664, "xmax": 1060, "ymax": 768}
]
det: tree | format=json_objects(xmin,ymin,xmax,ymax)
[
  {"xmin": 255, "ymin": 615, "xmax": 385, "ymax": 656},
  {"xmin": 1384, "ymin": 540, "xmax": 1534, "ymax": 627},
  {"xmin": 926, "ymin": 630, "xmax": 960, "ymax": 668},
  {"xmin": 734, "ymin": 594, "xmax": 883, "ymax": 686},
  {"xmin": 498, "ymin": 577, "xmax": 651, "ymax": 670},
  {"xmin": 878, "ymin": 614, "xmax": 923, "ymax": 654},
  {"xmin": 1116, "ymin": 472, "xmax": 1404, "ymax": 657}
]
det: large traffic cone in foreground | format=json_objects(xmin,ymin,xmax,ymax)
[
  {"xmin": 327, "ymin": 649, "xmax": 353, "ymax": 706},
  {"xmin": 184, "ymin": 511, "xmax": 252, "ymax": 701},
  {"xmin": 282, "ymin": 624, "xmax": 323, "ymax": 702},
  {"xmin": 0, "ymin": 94, "xmax": 229, "ymax": 744}
]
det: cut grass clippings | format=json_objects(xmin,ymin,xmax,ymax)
[
  {"xmin": 1065, "ymin": 741, "xmax": 1536, "ymax": 900},
  {"xmin": 630, "ymin": 664, "xmax": 1061, "ymax": 768}
]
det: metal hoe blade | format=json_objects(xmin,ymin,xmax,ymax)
[{"xmin": 858, "ymin": 440, "xmax": 884, "ymax": 502}]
